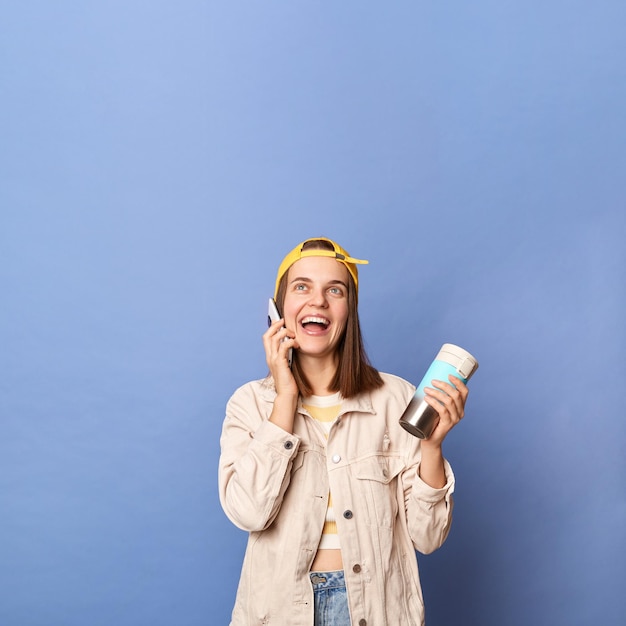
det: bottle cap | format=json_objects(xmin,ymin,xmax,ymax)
[{"xmin": 436, "ymin": 343, "xmax": 479, "ymax": 379}]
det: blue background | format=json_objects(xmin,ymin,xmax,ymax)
[{"xmin": 1, "ymin": 2, "xmax": 624, "ymax": 625}]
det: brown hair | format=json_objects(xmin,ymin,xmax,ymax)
[{"xmin": 275, "ymin": 239, "xmax": 383, "ymax": 399}]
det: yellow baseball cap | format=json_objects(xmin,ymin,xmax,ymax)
[{"xmin": 274, "ymin": 237, "xmax": 369, "ymax": 299}]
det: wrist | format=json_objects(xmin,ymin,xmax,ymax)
[
  {"xmin": 418, "ymin": 441, "xmax": 446, "ymax": 489},
  {"xmin": 420, "ymin": 439, "xmax": 443, "ymax": 455},
  {"xmin": 269, "ymin": 392, "xmax": 298, "ymax": 433},
  {"xmin": 274, "ymin": 390, "xmax": 299, "ymax": 406}
]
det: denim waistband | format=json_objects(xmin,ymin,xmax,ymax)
[{"xmin": 309, "ymin": 570, "xmax": 345, "ymax": 590}]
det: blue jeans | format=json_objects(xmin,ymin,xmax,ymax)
[{"xmin": 310, "ymin": 570, "xmax": 351, "ymax": 626}]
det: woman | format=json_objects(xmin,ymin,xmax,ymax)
[{"xmin": 219, "ymin": 237, "xmax": 469, "ymax": 626}]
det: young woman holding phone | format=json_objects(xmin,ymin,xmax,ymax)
[{"xmin": 219, "ymin": 237, "xmax": 468, "ymax": 626}]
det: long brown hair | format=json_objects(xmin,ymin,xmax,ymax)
[{"xmin": 275, "ymin": 239, "xmax": 383, "ymax": 398}]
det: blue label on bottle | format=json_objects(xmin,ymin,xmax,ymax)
[{"xmin": 416, "ymin": 360, "xmax": 467, "ymax": 396}]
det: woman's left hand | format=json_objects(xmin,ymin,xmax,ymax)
[{"xmin": 422, "ymin": 375, "xmax": 469, "ymax": 447}]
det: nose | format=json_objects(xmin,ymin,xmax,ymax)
[{"xmin": 308, "ymin": 287, "xmax": 328, "ymax": 308}]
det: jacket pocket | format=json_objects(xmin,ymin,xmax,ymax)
[{"xmin": 352, "ymin": 454, "xmax": 405, "ymax": 528}]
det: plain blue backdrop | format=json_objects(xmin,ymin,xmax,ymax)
[{"xmin": 1, "ymin": 2, "xmax": 624, "ymax": 625}]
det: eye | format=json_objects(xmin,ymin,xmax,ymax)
[{"xmin": 328, "ymin": 286, "xmax": 345, "ymax": 296}]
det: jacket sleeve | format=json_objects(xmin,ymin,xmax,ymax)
[
  {"xmin": 218, "ymin": 383, "xmax": 301, "ymax": 532},
  {"xmin": 401, "ymin": 450, "xmax": 455, "ymax": 554}
]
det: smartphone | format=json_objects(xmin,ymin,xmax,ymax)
[{"xmin": 268, "ymin": 298, "xmax": 293, "ymax": 367}]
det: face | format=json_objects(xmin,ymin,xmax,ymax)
[{"xmin": 282, "ymin": 256, "xmax": 351, "ymax": 361}]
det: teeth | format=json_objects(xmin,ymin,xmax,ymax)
[{"xmin": 302, "ymin": 316, "xmax": 329, "ymax": 326}]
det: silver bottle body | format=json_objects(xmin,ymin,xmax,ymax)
[{"xmin": 399, "ymin": 395, "xmax": 441, "ymax": 439}]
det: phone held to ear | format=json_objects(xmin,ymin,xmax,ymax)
[{"xmin": 267, "ymin": 298, "xmax": 293, "ymax": 368}]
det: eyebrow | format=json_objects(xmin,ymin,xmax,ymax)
[{"xmin": 289, "ymin": 277, "xmax": 349, "ymax": 289}]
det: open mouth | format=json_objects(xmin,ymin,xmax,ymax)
[{"xmin": 301, "ymin": 316, "xmax": 330, "ymax": 331}]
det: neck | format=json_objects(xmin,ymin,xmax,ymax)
[{"xmin": 298, "ymin": 353, "xmax": 338, "ymax": 396}]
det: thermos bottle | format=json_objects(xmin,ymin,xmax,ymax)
[{"xmin": 399, "ymin": 343, "xmax": 479, "ymax": 439}]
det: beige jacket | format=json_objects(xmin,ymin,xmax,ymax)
[{"xmin": 218, "ymin": 372, "xmax": 455, "ymax": 626}]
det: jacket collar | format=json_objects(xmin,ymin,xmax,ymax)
[{"xmin": 259, "ymin": 376, "xmax": 375, "ymax": 417}]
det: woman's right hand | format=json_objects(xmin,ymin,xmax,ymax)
[
  {"xmin": 263, "ymin": 319, "xmax": 299, "ymax": 433},
  {"xmin": 263, "ymin": 318, "xmax": 298, "ymax": 397}
]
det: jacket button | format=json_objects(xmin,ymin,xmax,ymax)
[
  {"xmin": 332, "ymin": 454, "xmax": 341, "ymax": 463},
  {"xmin": 284, "ymin": 441, "xmax": 294, "ymax": 450},
  {"xmin": 352, "ymin": 564, "xmax": 361, "ymax": 573},
  {"xmin": 359, "ymin": 620, "xmax": 367, "ymax": 626},
  {"xmin": 343, "ymin": 510, "xmax": 353, "ymax": 519}
]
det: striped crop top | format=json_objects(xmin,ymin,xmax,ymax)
[{"xmin": 302, "ymin": 393, "xmax": 342, "ymax": 551}]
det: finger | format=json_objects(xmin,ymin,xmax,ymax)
[
  {"xmin": 423, "ymin": 387, "xmax": 454, "ymax": 419},
  {"xmin": 424, "ymin": 384, "xmax": 462, "ymax": 423},
  {"xmin": 263, "ymin": 324, "xmax": 285, "ymax": 363},
  {"xmin": 445, "ymin": 376, "xmax": 468, "ymax": 418},
  {"xmin": 264, "ymin": 323, "xmax": 288, "ymax": 346},
  {"xmin": 430, "ymin": 377, "xmax": 467, "ymax": 418},
  {"xmin": 448, "ymin": 375, "xmax": 469, "ymax": 401},
  {"xmin": 264, "ymin": 325, "xmax": 295, "ymax": 369},
  {"xmin": 264, "ymin": 318, "xmax": 285, "ymax": 338},
  {"xmin": 439, "ymin": 380, "xmax": 464, "ymax": 420}
]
